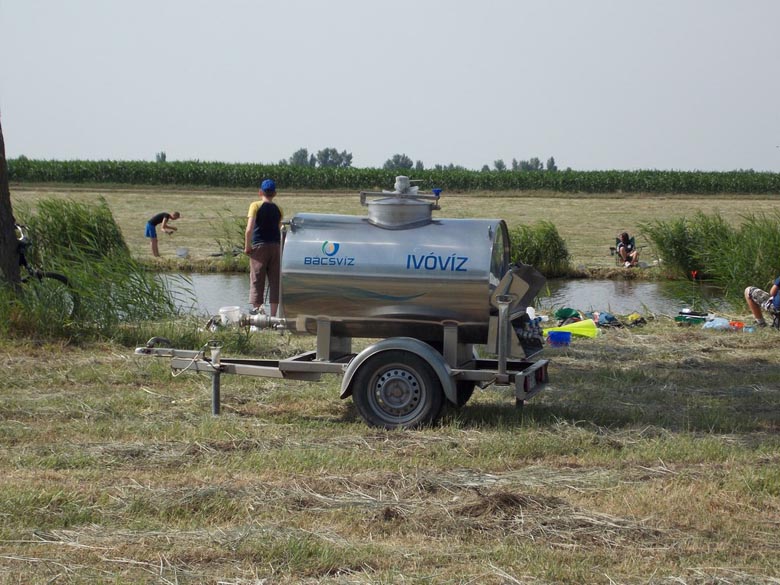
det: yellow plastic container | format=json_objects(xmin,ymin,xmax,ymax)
[{"xmin": 543, "ymin": 319, "xmax": 598, "ymax": 338}]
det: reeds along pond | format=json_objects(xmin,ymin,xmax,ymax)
[
  {"xmin": 641, "ymin": 210, "xmax": 780, "ymax": 303},
  {"xmin": 508, "ymin": 221, "xmax": 571, "ymax": 277},
  {"xmin": 1, "ymin": 197, "xmax": 178, "ymax": 339}
]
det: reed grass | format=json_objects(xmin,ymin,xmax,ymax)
[
  {"xmin": 641, "ymin": 210, "xmax": 780, "ymax": 303},
  {"xmin": 212, "ymin": 207, "xmax": 247, "ymax": 257},
  {"xmin": 508, "ymin": 221, "xmax": 571, "ymax": 277},
  {"xmin": 2, "ymin": 198, "xmax": 178, "ymax": 339}
]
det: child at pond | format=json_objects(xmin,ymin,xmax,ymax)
[
  {"xmin": 617, "ymin": 232, "xmax": 639, "ymax": 267},
  {"xmin": 744, "ymin": 277, "xmax": 780, "ymax": 328},
  {"xmin": 245, "ymin": 179, "xmax": 282, "ymax": 316},
  {"xmin": 145, "ymin": 211, "xmax": 180, "ymax": 257}
]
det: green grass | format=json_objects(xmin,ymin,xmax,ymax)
[
  {"xmin": 11, "ymin": 183, "xmax": 780, "ymax": 272},
  {"xmin": 2, "ymin": 185, "xmax": 780, "ymax": 582},
  {"xmin": 1, "ymin": 320, "xmax": 779, "ymax": 583}
]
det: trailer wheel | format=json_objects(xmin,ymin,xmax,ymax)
[{"xmin": 352, "ymin": 350, "xmax": 444, "ymax": 429}]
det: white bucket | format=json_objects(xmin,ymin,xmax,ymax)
[
  {"xmin": 176, "ymin": 247, "xmax": 189, "ymax": 258},
  {"xmin": 219, "ymin": 306, "xmax": 241, "ymax": 326}
]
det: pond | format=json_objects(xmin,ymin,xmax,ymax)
[{"xmin": 166, "ymin": 273, "xmax": 728, "ymax": 318}]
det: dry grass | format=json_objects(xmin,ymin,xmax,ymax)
[
  {"xmin": 1, "ymin": 319, "xmax": 780, "ymax": 583},
  {"xmin": 3, "ymin": 184, "xmax": 780, "ymax": 582},
  {"xmin": 10, "ymin": 183, "xmax": 780, "ymax": 268}
]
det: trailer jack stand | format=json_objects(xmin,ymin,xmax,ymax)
[{"xmin": 211, "ymin": 371, "xmax": 221, "ymax": 415}]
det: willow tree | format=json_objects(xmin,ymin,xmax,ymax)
[{"xmin": 0, "ymin": 115, "xmax": 21, "ymax": 287}]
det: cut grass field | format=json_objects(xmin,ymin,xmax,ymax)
[
  {"xmin": 3, "ymin": 184, "xmax": 780, "ymax": 583},
  {"xmin": 9, "ymin": 183, "xmax": 780, "ymax": 269},
  {"xmin": 1, "ymin": 321, "xmax": 779, "ymax": 583}
]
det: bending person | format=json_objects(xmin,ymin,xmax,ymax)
[
  {"xmin": 245, "ymin": 179, "xmax": 282, "ymax": 316},
  {"xmin": 145, "ymin": 211, "xmax": 180, "ymax": 257},
  {"xmin": 744, "ymin": 276, "xmax": 780, "ymax": 328},
  {"xmin": 617, "ymin": 232, "xmax": 639, "ymax": 267}
]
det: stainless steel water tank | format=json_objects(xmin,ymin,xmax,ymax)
[{"xmin": 281, "ymin": 206, "xmax": 510, "ymax": 343}]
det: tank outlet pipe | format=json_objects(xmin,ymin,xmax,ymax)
[
  {"xmin": 494, "ymin": 294, "xmax": 517, "ymax": 383},
  {"xmin": 245, "ymin": 313, "xmax": 288, "ymax": 331}
]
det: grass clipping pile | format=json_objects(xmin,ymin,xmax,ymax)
[{"xmin": 0, "ymin": 319, "xmax": 779, "ymax": 583}]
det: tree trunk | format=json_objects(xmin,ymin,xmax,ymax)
[{"xmin": 0, "ymin": 115, "xmax": 22, "ymax": 287}]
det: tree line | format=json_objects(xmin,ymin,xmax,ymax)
[{"xmin": 272, "ymin": 147, "xmax": 560, "ymax": 173}]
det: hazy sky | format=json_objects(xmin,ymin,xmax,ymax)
[{"xmin": 2, "ymin": 0, "xmax": 779, "ymax": 171}]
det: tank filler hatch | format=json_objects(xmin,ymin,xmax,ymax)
[{"xmin": 360, "ymin": 175, "xmax": 442, "ymax": 229}]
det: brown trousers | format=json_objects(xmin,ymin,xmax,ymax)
[{"xmin": 248, "ymin": 243, "xmax": 280, "ymax": 307}]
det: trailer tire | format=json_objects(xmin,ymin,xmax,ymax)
[{"xmin": 352, "ymin": 350, "xmax": 444, "ymax": 429}]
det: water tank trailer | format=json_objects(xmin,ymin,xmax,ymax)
[{"xmin": 135, "ymin": 177, "xmax": 549, "ymax": 429}]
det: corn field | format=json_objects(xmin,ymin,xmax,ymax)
[{"xmin": 8, "ymin": 158, "xmax": 780, "ymax": 194}]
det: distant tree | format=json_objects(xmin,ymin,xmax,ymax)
[
  {"xmin": 494, "ymin": 159, "xmax": 506, "ymax": 171},
  {"xmin": 383, "ymin": 153, "xmax": 414, "ymax": 170},
  {"xmin": 414, "ymin": 160, "xmax": 424, "ymax": 172},
  {"xmin": 316, "ymin": 148, "xmax": 335, "ymax": 168},
  {"xmin": 481, "ymin": 164, "xmax": 491, "ymax": 172},
  {"xmin": 316, "ymin": 148, "xmax": 352, "ymax": 168},
  {"xmin": 289, "ymin": 148, "xmax": 314, "ymax": 167},
  {"xmin": 155, "ymin": 151, "xmax": 167, "ymax": 163},
  {"xmin": 519, "ymin": 157, "xmax": 543, "ymax": 171},
  {"xmin": 431, "ymin": 162, "xmax": 467, "ymax": 171},
  {"xmin": 546, "ymin": 156, "xmax": 558, "ymax": 172},
  {"xmin": 309, "ymin": 154, "xmax": 316, "ymax": 167}
]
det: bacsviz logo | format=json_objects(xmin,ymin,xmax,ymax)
[
  {"xmin": 304, "ymin": 241, "xmax": 355, "ymax": 266},
  {"xmin": 322, "ymin": 241, "xmax": 340, "ymax": 256}
]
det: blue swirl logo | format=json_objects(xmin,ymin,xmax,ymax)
[{"xmin": 321, "ymin": 241, "xmax": 340, "ymax": 256}]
